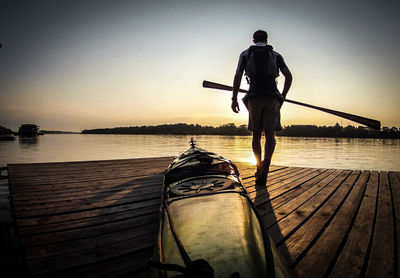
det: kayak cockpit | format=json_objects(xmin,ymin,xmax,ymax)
[{"xmin": 165, "ymin": 147, "xmax": 239, "ymax": 186}]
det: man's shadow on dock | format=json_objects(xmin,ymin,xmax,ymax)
[{"xmin": 250, "ymin": 172, "xmax": 292, "ymax": 268}]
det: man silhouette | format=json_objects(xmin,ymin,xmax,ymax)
[{"xmin": 232, "ymin": 30, "xmax": 292, "ymax": 185}]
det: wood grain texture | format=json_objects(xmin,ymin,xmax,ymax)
[
  {"xmin": 329, "ymin": 171, "xmax": 379, "ymax": 278},
  {"xmin": 365, "ymin": 172, "xmax": 395, "ymax": 278},
  {"xmin": 281, "ymin": 170, "xmax": 361, "ymax": 264},
  {"xmin": 294, "ymin": 171, "xmax": 368, "ymax": 277},
  {"xmin": 388, "ymin": 171, "xmax": 400, "ymax": 278}
]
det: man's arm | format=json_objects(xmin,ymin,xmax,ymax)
[
  {"xmin": 231, "ymin": 71, "xmax": 242, "ymax": 113},
  {"xmin": 280, "ymin": 67, "xmax": 292, "ymax": 100},
  {"xmin": 232, "ymin": 50, "xmax": 247, "ymax": 113}
]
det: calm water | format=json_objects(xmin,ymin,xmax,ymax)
[{"xmin": 1, "ymin": 134, "xmax": 399, "ymax": 171}]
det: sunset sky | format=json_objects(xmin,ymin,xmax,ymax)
[{"xmin": 1, "ymin": 0, "xmax": 399, "ymax": 131}]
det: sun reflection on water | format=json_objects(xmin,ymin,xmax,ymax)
[{"xmin": 249, "ymin": 154, "xmax": 257, "ymax": 165}]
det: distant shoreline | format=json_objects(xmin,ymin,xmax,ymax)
[
  {"xmin": 41, "ymin": 130, "xmax": 80, "ymax": 134},
  {"xmin": 81, "ymin": 123, "xmax": 400, "ymax": 139},
  {"xmin": 2, "ymin": 124, "xmax": 398, "ymax": 139}
]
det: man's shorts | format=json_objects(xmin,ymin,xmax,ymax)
[{"xmin": 247, "ymin": 97, "xmax": 282, "ymax": 132}]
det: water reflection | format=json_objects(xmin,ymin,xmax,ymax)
[
  {"xmin": 0, "ymin": 134, "xmax": 399, "ymax": 171},
  {"xmin": 18, "ymin": 137, "xmax": 39, "ymax": 149}
]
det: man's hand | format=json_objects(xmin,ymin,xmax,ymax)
[{"xmin": 231, "ymin": 99, "xmax": 240, "ymax": 113}]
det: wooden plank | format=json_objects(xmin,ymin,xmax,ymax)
[
  {"xmin": 266, "ymin": 170, "xmax": 351, "ymax": 244},
  {"xmin": 95, "ymin": 266, "xmax": 150, "ymax": 278},
  {"xmin": 8, "ymin": 158, "xmax": 171, "ymax": 181},
  {"xmin": 239, "ymin": 166, "xmax": 290, "ymax": 183},
  {"xmin": 25, "ymin": 222, "xmax": 158, "ymax": 259},
  {"xmin": 28, "ymin": 232, "xmax": 156, "ymax": 274},
  {"xmin": 9, "ymin": 166, "xmax": 165, "ymax": 185},
  {"xmin": 388, "ymin": 171, "xmax": 400, "ymax": 278},
  {"xmin": 236, "ymin": 163, "xmax": 287, "ymax": 176},
  {"xmin": 12, "ymin": 177, "xmax": 163, "ymax": 204},
  {"xmin": 21, "ymin": 212, "xmax": 159, "ymax": 246},
  {"xmin": 258, "ymin": 169, "xmax": 335, "ymax": 211},
  {"xmin": 280, "ymin": 170, "xmax": 361, "ymax": 265},
  {"xmin": 293, "ymin": 171, "xmax": 368, "ymax": 277},
  {"xmin": 8, "ymin": 156, "xmax": 167, "ymax": 167},
  {"xmin": 251, "ymin": 168, "xmax": 324, "ymax": 213},
  {"xmin": 8, "ymin": 163, "xmax": 166, "ymax": 179},
  {"xmin": 7, "ymin": 157, "xmax": 174, "ymax": 175},
  {"xmin": 264, "ymin": 168, "xmax": 321, "ymax": 193},
  {"xmin": 14, "ymin": 191, "xmax": 161, "ymax": 218},
  {"xmin": 243, "ymin": 167, "xmax": 306, "ymax": 188},
  {"xmin": 250, "ymin": 168, "xmax": 326, "ymax": 207},
  {"xmin": 329, "ymin": 171, "xmax": 379, "ymax": 278},
  {"xmin": 11, "ymin": 174, "xmax": 163, "ymax": 198},
  {"xmin": 245, "ymin": 167, "xmax": 310, "ymax": 198},
  {"xmin": 365, "ymin": 171, "xmax": 395, "ymax": 278},
  {"xmin": 246, "ymin": 170, "xmax": 313, "ymax": 203},
  {"xmin": 127, "ymin": 269, "xmax": 151, "ymax": 278},
  {"xmin": 41, "ymin": 247, "xmax": 153, "ymax": 278},
  {"xmin": 16, "ymin": 198, "xmax": 161, "ymax": 226},
  {"xmin": 8, "ymin": 164, "xmax": 167, "ymax": 186},
  {"xmin": 14, "ymin": 186, "xmax": 161, "ymax": 212},
  {"xmin": 19, "ymin": 204, "xmax": 160, "ymax": 236},
  {"xmin": 261, "ymin": 169, "xmax": 343, "ymax": 228},
  {"xmin": 8, "ymin": 165, "xmax": 167, "ymax": 186},
  {"xmin": 246, "ymin": 167, "xmax": 313, "ymax": 195}
]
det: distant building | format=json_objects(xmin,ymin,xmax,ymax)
[{"xmin": 18, "ymin": 124, "xmax": 42, "ymax": 136}]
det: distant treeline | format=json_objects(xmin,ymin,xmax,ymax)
[
  {"xmin": 0, "ymin": 126, "xmax": 13, "ymax": 134},
  {"xmin": 82, "ymin": 123, "xmax": 400, "ymax": 138},
  {"xmin": 82, "ymin": 123, "xmax": 252, "ymax": 136}
]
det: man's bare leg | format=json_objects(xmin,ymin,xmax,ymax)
[
  {"xmin": 264, "ymin": 131, "xmax": 276, "ymax": 163},
  {"xmin": 255, "ymin": 131, "xmax": 276, "ymax": 185},
  {"xmin": 252, "ymin": 130, "xmax": 262, "ymax": 170}
]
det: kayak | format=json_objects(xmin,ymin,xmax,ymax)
[{"xmin": 151, "ymin": 139, "xmax": 292, "ymax": 278}]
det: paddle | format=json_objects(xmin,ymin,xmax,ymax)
[{"xmin": 203, "ymin": 80, "xmax": 381, "ymax": 130}]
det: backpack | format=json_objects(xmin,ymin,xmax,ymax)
[{"xmin": 245, "ymin": 45, "xmax": 279, "ymax": 84}]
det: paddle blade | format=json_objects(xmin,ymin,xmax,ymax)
[{"xmin": 284, "ymin": 99, "xmax": 381, "ymax": 130}]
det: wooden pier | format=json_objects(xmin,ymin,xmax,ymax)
[{"xmin": 5, "ymin": 157, "xmax": 400, "ymax": 277}]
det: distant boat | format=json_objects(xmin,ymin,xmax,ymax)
[{"xmin": 18, "ymin": 124, "xmax": 43, "ymax": 136}]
